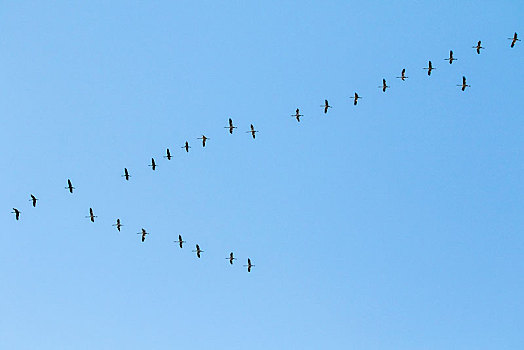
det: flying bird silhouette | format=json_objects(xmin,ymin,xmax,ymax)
[
  {"xmin": 243, "ymin": 258, "xmax": 255, "ymax": 272},
  {"xmin": 122, "ymin": 168, "xmax": 130, "ymax": 181},
  {"xmin": 65, "ymin": 179, "xmax": 75, "ymax": 193},
  {"xmin": 193, "ymin": 244, "xmax": 204, "ymax": 258},
  {"xmin": 472, "ymin": 40, "xmax": 484, "ymax": 54},
  {"xmin": 197, "ymin": 135, "xmax": 209, "ymax": 147},
  {"xmin": 11, "ymin": 208, "xmax": 20, "ymax": 220},
  {"xmin": 164, "ymin": 148, "xmax": 172, "ymax": 160},
  {"xmin": 396, "ymin": 68, "xmax": 408, "ymax": 81},
  {"xmin": 226, "ymin": 252, "xmax": 236, "ymax": 265},
  {"xmin": 445, "ymin": 50, "xmax": 457, "ymax": 64},
  {"xmin": 292, "ymin": 108, "xmax": 303, "ymax": 122},
  {"xmin": 174, "ymin": 234, "xmax": 186, "ymax": 248},
  {"xmin": 137, "ymin": 228, "xmax": 149, "ymax": 242},
  {"xmin": 149, "ymin": 158, "xmax": 157, "ymax": 170},
  {"xmin": 225, "ymin": 118, "xmax": 237, "ymax": 134},
  {"xmin": 30, "ymin": 194, "xmax": 38, "ymax": 207},
  {"xmin": 182, "ymin": 141, "xmax": 191, "ymax": 152},
  {"xmin": 112, "ymin": 218, "xmax": 123, "ymax": 231},
  {"xmin": 352, "ymin": 92, "xmax": 361, "ymax": 105},
  {"xmin": 509, "ymin": 32, "xmax": 520, "ymax": 48},
  {"xmin": 423, "ymin": 61, "xmax": 435, "ymax": 76},
  {"xmin": 379, "ymin": 79, "xmax": 390, "ymax": 92},
  {"xmin": 457, "ymin": 76, "xmax": 470, "ymax": 91},
  {"xmin": 321, "ymin": 99, "xmax": 332, "ymax": 114},
  {"xmin": 86, "ymin": 208, "xmax": 97, "ymax": 222},
  {"xmin": 247, "ymin": 124, "xmax": 258, "ymax": 139}
]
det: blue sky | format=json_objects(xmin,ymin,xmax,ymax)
[{"xmin": 1, "ymin": 1, "xmax": 523, "ymax": 349}]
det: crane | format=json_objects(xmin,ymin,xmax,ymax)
[
  {"xmin": 247, "ymin": 124, "xmax": 258, "ymax": 139},
  {"xmin": 174, "ymin": 234, "xmax": 186, "ymax": 248},
  {"xmin": 112, "ymin": 218, "xmax": 123, "ymax": 232},
  {"xmin": 457, "ymin": 76, "xmax": 470, "ymax": 91},
  {"xmin": 193, "ymin": 244, "xmax": 204, "ymax": 258},
  {"xmin": 243, "ymin": 258, "xmax": 255, "ymax": 272},
  {"xmin": 30, "ymin": 194, "xmax": 38, "ymax": 207},
  {"xmin": 321, "ymin": 99, "xmax": 332, "ymax": 114},
  {"xmin": 182, "ymin": 141, "xmax": 191, "ymax": 152},
  {"xmin": 11, "ymin": 208, "xmax": 20, "ymax": 220},
  {"xmin": 197, "ymin": 135, "xmax": 209, "ymax": 147},
  {"xmin": 164, "ymin": 148, "xmax": 172, "ymax": 160},
  {"xmin": 423, "ymin": 61, "xmax": 435, "ymax": 76},
  {"xmin": 226, "ymin": 252, "xmax": 236, "ymax": 265},
  {"xmin": 445, "ymin": 50, "xmax": 457, "ymax": 64},
  {"xmin": 472, "ymin": 40, "xmax": 484, "ymax": 54},
  {"xmin": 65, "ymin": 179, "xmax": 75, "ymax": 193},
  {"xmin": 122, "ymin": 168, "xmax": 130, "ymax": 181},
  {"xmin": 292, "ymin": 108, "xmax": 303, "ymax": 122},
  {"xmin": 379, "ymin": 79, "xmax": 390, "ymax": 92},
  {"xmin": 149, "ymin": 158, "xmax": 157, "ymax": 170},
  {"xmin": 509, "ymin": 32, "xmax": 520, "ymax": 48},
  {"xmin": 396, "ymin": 68, "xmax": 408, "ymax": 81},
  {"xmin": 352, "ymin": 92, "xmax": 362, "ymax": 105},
  {"xmin": 225, "ymin": 118, "xmax": 237, "ymax": 134},
  {"xmin": 137, "ymin": 228, "xmax": 149, "ymax": 242},
  {"xmin": 86, "ymin": 208, "xmax": 97, "ymax": 222}
]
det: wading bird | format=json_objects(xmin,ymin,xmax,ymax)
[
  {"xmin": 473, "ymin": 40, "xmax": 484, "ymax": 54},
  {"xmin": 30, "ymin": 194, "xmax": 38, "ymax": 207},
  {"xmin": 244, "ymin": 258, "xmax": 254, "ymax": 272},
  {"xmin": 197, "ymin": 135, "xmax": 209, "ymax": 147},
  {"xmin": 175, "ymin": 234, "xmax": 186, "ymax": 248},
  {"xmin": 226, "ymin": 252, "xmax": 236, "ymax": 265},
  {"xmin": 352, "ymin": 92, "xmax": 361, "ymax": 105},
  {"xmin": 225, "ymin": 118, "xmax": 237, "ymax": 134},
  {"xmin": 445, "ymin": 50, "xmax": 457, "ymax": 64},
  {"xmin": 164, "ymin": 148, "xmax": 172, "ymax": 160},
  {"xmin": 457, "ymin": 76, "xmax": 470, "ymax": 91},
  {"xmin": 396, "ymin": 68, "xmax": 408, "ymax": 81},
  {"xmin": 86, "ymin": 208, "xmax": 97, "ymax": 222},
  {"xmin": 321, "ymin": 99, "xmax": 332, "ymax": 114},
  {"xmin": 182, "ymin": 141, "xmax": 191, "ymax": 152},
  {"xmin": 247, "ymin": 124, "xmax": 258, "ymax": 139},
  {"xmin": 112, "ymin": 218, "xmax": 123, "ymax": 231},
  {"xmin": 11, "ymin": 208, "xmax": 20, "ymax": 220},
  {"xmin": 65, "ymin": 179, "xmax": 75, "ymax": 193},
  {"xmin": 292, "ymin": 108, "xmax": 303, "ymax": 122},
  {"xmin": 122, "ymin": 168, "xmax": 130, "ymax": 181},
  {"xmin": 509, "ymin": 32, "xmax": 520, "ymax": 48},
  {"xmin": 380, "ymin": 79, "xmax": 390, "ymax": 92},
  {"xmin": 424, "ymin": 61, "xmax": 435, "ymax": 76},
  {"xmin": 193, "ymin": 244, "xmax": 203, "ymax": 258},
  {"xmin": 137, "ymin": 228, "xmax": 149, "ymax": 242},
  {"xmin": 149, "ymin": 158, "xmax": 157, "ymax": 170}
]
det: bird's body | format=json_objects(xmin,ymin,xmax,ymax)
[
  {"xmin": 380, "ymin": 79, "xmax": 390, "ymax": 92},
  {"xmin": 424, "ymin": 61, "xmax": 435, "ymax": 76},
  {"xmin": 193, "ymin": 244, "xmax": 204, "ymax": 258},
  {"xmin": 396, "ymin": 68, "xmax": 408, "ymax": 81},
  {"xmin": 226, "ymin": 252, "xmax": 236, "ymax": 265},
  {"xmin": 353, "ymin": 92, "xmax": 361, "ymax": 105},
  {"xmin": 292, "ymin": 108, "xmax": 303, "ymax": 122},
  {"xmin": 182, "ymin": 141, "xmax": 191, "ymax": 152},
  {"xmin": 12, "ymin": 208, "xmax": 20, "ymax": 220},
  {"xmin": 247, "ymin": 124, "xmax": 258, "ymax": 139},
  {"xmin": 509, "ymin": 32, "xmax": 520, "ymax": 48},
  {"xmin": 473, "ymin": 40, "xmax": 484, "ymax": 54},
  {"xmin": 457, "ymin": 76, "xmax": 470, "ymax": 91},
  {"xmin": 244, "ymin": 258, "xmax": 254, "ymax": 272},
  {"xmin": 86, "ymin": 208, "xmax": 97, "ymax": 222},
  {"xmin": 137, "ymin": 228, "xmax": 149, "ymax": 242},
  {"xmin": 30, "ymin": 194, "xmax": 38, "ymax": 207},
  {"xmin": 66, "ymin": 179, "xmax": 75, "ymax": 193},
  {"xmin": 321, "ymin": 99, "xmax": 332, "ymax": 114},
  {"xmin": 113, "ymin": 218, "xmax": 122, "ymax": 231},
  {"xmin": 149, "ymin": 158, "xmax": 157, "ymax": 170},
  {"xmin": 164, "ymin": 148, "xmax": 172, "ymax": 160},
  {"xmin": 122, "ymin": 168, "xmax": 130, "ymax": 181},
  {"xmin": 175, "ymin": 234, "xmax": 186, "ymax": 248},
  {"xmin": 446, "ymin": 50, "xmax": 457, "ymax": 64},
  {"xmin": 225, "ymin": 118, "xmax": 237, "ymax": 134},
  {"xmin": 197, "ymin": 135, "xmax": 209, "ymax": 147}
]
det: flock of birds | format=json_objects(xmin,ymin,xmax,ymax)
[{"xmin": 9, "ymin": 33, "xmax": 521, "ymax": 273}]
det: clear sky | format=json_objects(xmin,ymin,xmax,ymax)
[{"xmin": 1, "ymin": 1, "xmax": 523, "ymax": 349}]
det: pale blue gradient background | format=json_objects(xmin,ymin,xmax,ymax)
[{"xmin": 1, "ymin": 1, "xmax": 523, "ymax": 349}]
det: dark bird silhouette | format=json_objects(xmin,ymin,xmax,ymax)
[
  {"xmin": 86, "ymin": 208, "xmax": 97, "ymax": 222},
  {"xmin": 292, "ymin": 108, "xmax": 303, "ymax": 122},
  {"xmin": 65, "ymin": 179, "xmax": 75, "ymax": 193},
  {"xmin": 137, "ymin": 228, "xmax": 149, "ymax": 242},
  {"xmin": 424, "ymin": 61, "xmax": 435, "ymax": 76},
  {"xmin": 197, "ymin": 135, "xmax": 209, "ymax": 147},
  {"xmin": 226, "ymin": 252, "xmax": 236, "ymax": 265},
  {"xmin": 182, "ymin": 141, "xmax": 191, "ymax": 152},
  {"xmin": 352, "ymin": 92, "xmax": 361, "ymax": 105},
  {"xmin": 122, "ymin": 168, "xmax": 130, "ymax": 181},
  {"xmin": 396, "ymin": 68, "xmax": 408, "ymax": 81},
  {"xmin": 30, "ymin": 194, "xmax": 38, "ymax": 207},
  {"xmin": 164, "ymin": 148, "xmax": 172, "ymax": 160},
  {"xmin": 149, "ymin": 158, "xmax": 157, "ymax": 170},
  {"xmin": 243, "ymin": 258, "xmax": 255, "ymax": 272},
  {"xmin": 379, "ymin": 79, "xmax": 390, "ymax": 92},
  {"xmin": 247, "ymin": 124, "xmax": 258, "ymax": 139},
  {"xmin": 193, "ymin": 244, "xmax": 203, "ymax": 258},
  {"xmin": 509, "ymin": 32, "xmax": 520, "ymax": 48},
  {"xmin": 11, "ymin": 208, "xmax": 20, "ymax": 220},
  {"xmin": 174, "ymin": 234, "xmax": 186, "ymax": 248},
  {"xmin": 445, "ymin": 50, "xmax": 457, "ymax": 64},
  {"xmin": 321, "ymin": 99, "xmax": 332, "ymax": 114},
  {"xmin": 457, "ymin": 76, "xmax": 470, "ymax": 91},
  {"xmin": 112, "ymin": 218, "xmax": 123, "ymax": 231},
  {"xmin": 473, "ymin": 40, "xmax": 484, "ymax": 54},
  {"xmin": 225, "ymin": 118, "xmax": 237, "ymax": 134}
]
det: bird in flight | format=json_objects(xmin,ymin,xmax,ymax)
[
  {"xmin": 149, "ymin": 158, "xmax": 157, "ymax": 171},
  {"xmin": 122, "ymin": 168, "xmax": 130, "ymax": 181},
  {"xmin": 112, "ymin": 218, "xmax": 123, "ymax": 231},
  {"xmin": 225, "ymin": 118, "xmax": 237, "ymax": 134},
  {"xmin": 175, "ymin": 234, "xmax": 186, "ymax": 248},
  {"xmin": 193, "ymin": 244, "xmax": 204, "ymax": 258},
  {"xmin": 247, "ymin": 124, "xmax": 258, "ymax": 139},
  {"xmin": 30, "ymin": 194, "xmax": 38, "ymax": 207},
  {"xmin": 65, "ymin": 179, "xmax": 75, "ymax": 193},
  {"xmin": 472, "ymin": 40, "xmax": 484, "ymax": 54},
  {"xmin": 86, "ymin": 208, "xmax": 97, "ymax": 222},
  {"xmin": 509, "ymin": 32, "xmax": 520, "ymax": 48},
  {"xmin": 424, "ymin": 61, "xmax": 435, "ymax": 76},
  {"xmin": 226, "ymin": 252, "xmax": 236, "ymax": 265},
  {"xmin": 321, "ymin": 99, "xmax": 332, "ymax": 114},
  {"xmin": 182, "ymin": 141, "xmax": 191, "ymax": 152},
  {"xmin": 138, "ymin": 228, "xmax": 149, "ymax": 242},
  {"xmin": 380, "ymin": 79, "xmax": 390, "ymax": 92},
  {"xmin": 197, "ymin": 135, "xmax": 209, "ymax": 147},
  {"xmin": 352, "ymin": 92, "xmax": 361, "ymax": 105},
  {"xmin": 457, "ymin": 76, "xmax": 470, "ymax": 91},
  {"xmin": 164, "ymin": 148, "xmax": 172, "ymax": 160},
  {"xmin": 292, "ymin": 108, "xmax": 303, "ymax": 122},
  {"xmin": 445, "ymin": 50, "xmax": 457, "ymax": 64},
  {"xmin": 11, "ymin": 208, "xmax": 20, "ymax": 220},
  {"xmin": 243, "ymin": 258, "xmax": 255, "ymax": 272},
  {"xmin": 396, "ymin": 68, "xmax": 408, "ymax": 81}
]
